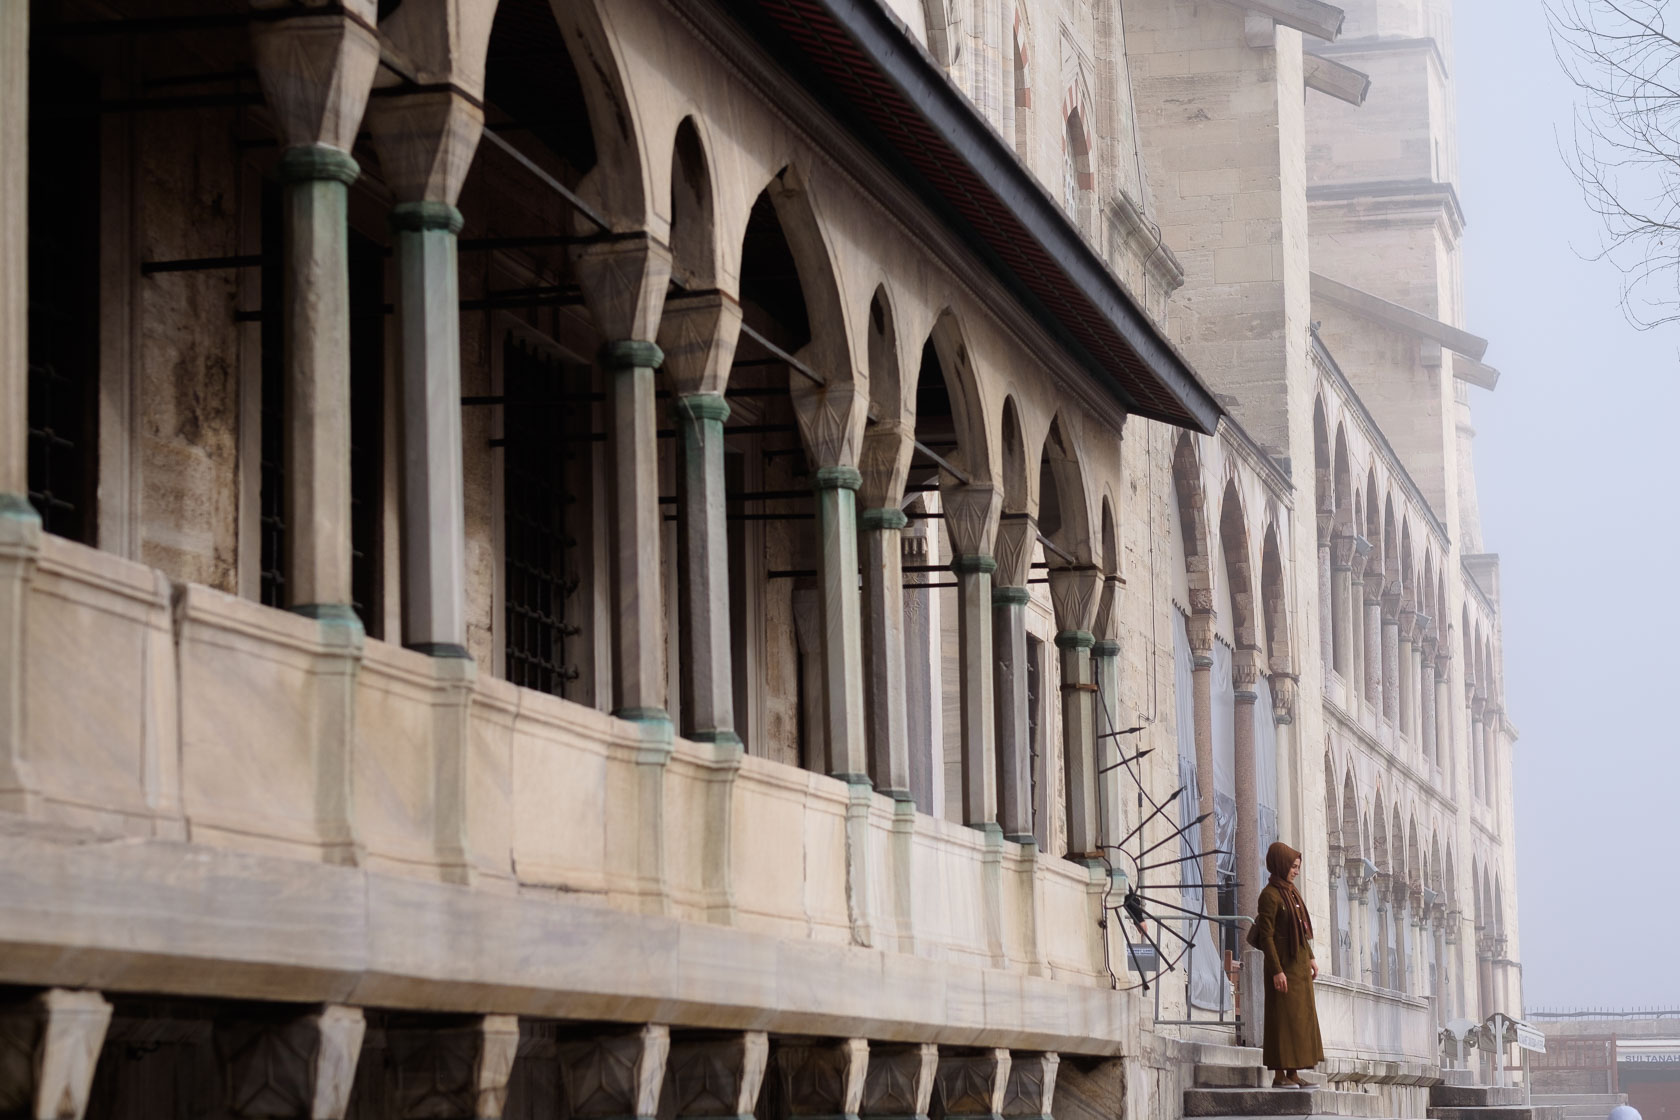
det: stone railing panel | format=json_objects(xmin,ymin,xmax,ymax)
[{"xmin": 25, "ymin": 536, "xmax": 178, "ymax": 832}]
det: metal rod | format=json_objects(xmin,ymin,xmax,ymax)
[
  {"xmin": 737, "ymin": 322, "xmax": 826, "ymax": 387},
  {"xmin": 45, "ymin": 13, "xmax": 251, "ymax": 35},
  {"xmin": 1039, "ymin": 534, "xmax": 1079, "ymax": 565},
  {"xmin": 912, "ymin": 438, "xmax": 971, "ymax": 486},
  {"xmin": 457, "ymin": 234, "xmax": 590, "ymax": 252},
  {"xmin": 143, "ymin": 254, "xmax": 264, "ymax": 275},
  {"xmin": 478, "ymin": 128, "xmax": 612, "ymax": 234},
  {"xmin": 1098, "ymin": 725, "xmax": 1148, "ymax": 741},
  {"xmin": 1134, "ymin": 813, "xmax": 1211, "ymax": 862},
  {"xmin": 1112, "ymin": 788, "xmax": 1186, "ymax": 850}
]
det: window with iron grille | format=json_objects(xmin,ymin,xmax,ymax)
[
  {"xmin": 257, "ymin": 184, "xmax": 384, "ymax": 633},
  {"xmin": 26, "ymin": 60, "xmax": 100, "ymax": 542},
  {"xmin": 501, "ymin": 332, "xmax": 584, "ymax": 697}
]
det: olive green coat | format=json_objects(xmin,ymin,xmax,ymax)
[{"xmin": 1254, "ymin": 882, "xmax": 1325, "ymax": 1071}]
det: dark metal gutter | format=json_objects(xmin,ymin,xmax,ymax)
[{"xmin": 721, "ymin": 0, "xmax": 1223, "ymax": 434}]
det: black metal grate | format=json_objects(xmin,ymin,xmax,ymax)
[
  {"xmin": 502, "ymin": 333, "xmax": 582, "ymax": 695},
  {"xmin": 26, "ymin": 60, "xmax": 100, "ymax": 542}
]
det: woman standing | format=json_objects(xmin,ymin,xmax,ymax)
[{"xmin": 1253, "ymin": 841, "xmax": 1324, "ymax": 1087}]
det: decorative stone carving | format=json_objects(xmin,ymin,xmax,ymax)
[
  {"xmin": 1270, "ymin": 674, "xmax": 1298, "ymax": 726},
  {"xmin": 999, "ymin": 1053, "xmax": 1058, "ymax": 1120},
  {"xmin": 934, "ymin": 1049, "xmax": 1009, "ymax": 1120},
  {"xmin": 992, "ymin": 514, "xmax": 1037, "ymax": 591},
  {"xmin": 386, "ymin": 1014, "xmax": 520, "ymax": 1120},
  {"xmin": 1185, "ymin": 610, "xmax": 1216, "ymax": 661},
  {"xmin": 1047, "ymin": 566, "xmax": 1100, "ymax": 634},
  {"xmin": 0, "ymin": 989, "xmax": 113, "ymax": 1120},
  {"xmin": 790, "ymin": 362, "xmax": 868, "ymax": 472},
  {"xmin": 249, "ymin": 0, "xmax": 380, "ymax": 154},
  {"xmin": 659, "ymin": 291, "xmax": 744, "ymax": 399},
  {"xmin": 666, "ymin": 1031, "xmax": 769, "ymax": 1120},
  {"xmin": 856, "ymin": 420, "xmax": 915, "ymax": 512},
  {"xmin": 366, "ymin": 88, "xmax": 483, "ymax": 207},
  {"xmin": 942, "ymin": 483, "xmax": 1002, "ymax": 559},
  {"xmin": 774, "ymin": 1038, "xmax": 868, "ymax": 1120},
  {"xmin": 859, "ymin": 1042, "xmax": 937, "ymax": 1120},
  {"xmin": 574, "ymin": 235, "xmax": 673, "ymax": 346},
  {"xmin": 1231, "ymin": 648, "xmax": 1262, "ymax": 696},
  {"xmin": 558, "ymin": 1024, "xmax": 670, "ymax": 1120},
  {"xmin": 216, "ymin": 1004, "xmax": 367, "ymax": 1120}
]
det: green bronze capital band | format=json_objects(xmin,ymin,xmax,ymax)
[
  {"xmin": 951, "ymin": 553, "xmax": 997, "ymax": 575},
  {"xmin": 859, "ymin": 507, "xmax": 908, "ymax": 531},
  {"xmin": 389, "ymin": 200, "xmax": 465, "ymax": 234},
  {"xmin": 1055, "ymin": 629, "xmax": 1095, "ymax": 652},
  {"xmin": 1092, "ymin": 639, "xmax": 1122, "ymax": 658},
  {"xmin": 992, "ymin": 585, "xmax": 1032, "ymax": 607},
  {"xmin": 601, "ymin": 339, "xmax": 664, "ymax": 372},
  {"xmin": 278, "ymin": 144, "xmax": 361, "ymax": 187},
  {"xmin": 811, "ymin": 465, "xmax": 863, "ymax": 492},
  {"xmin": 673, "ymin": 392, "xmax": 731, "ymax": 424}
]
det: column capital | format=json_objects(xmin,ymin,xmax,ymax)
[
  {"xmin": 278, "ymin": 143, "xmax": 362, "ymax": 185},
  {"xmin": 812, "ymin": 465, "xmax": 863, "ymax": 492},
  {"xmin": 1232, "ymin": 647, "xmax": 1262, "ymax": 695},
  {"xmin": 943, "ymin": 482, "xmax": 1002, "ymax": 558},
  {"xmin": 1330, "ymin": 531, "xmax": 1358, "ymax": 571},
  {"xmin": 250, "ymin": 3, "xmax": 380, "ymax": 153},
  {"xmin": 860, "ymin": 506, "xmax": 908, "ymax": 531},
  {"xmin": 659, "ymin": 289, "xmax": 744, "ymax": 399},
  {"xmin": 1047, "ymin": 564, "xmax": 1101, "ymax": 635},
  {"xmin": 576, "ymin": 234, "xmax": 673, "ymax": 344},
  {"xmin": 952, "ymin": 553, "xmax": 997, "ymax": 575},
  {"xmin": 365, "ymin": 85, "xmax": 484, "ymax": 207},
  {"xmin": 993, "ymin": 512, "xmax": 1038, "ymax": 590},
  {"xmin": 674, "ymin": 391, "xmax": 732, "ymax": 423},
  {"xmin": 1271, "ymin": 673, "xmax": 1298, "ymax": 725},
  {"xmin": 1054, "ymin": 629, "xmax": 1095, "ymax": 652},
  {"xmin": 602, "ymin": 339, "xmax": 665, "ymax": 371},
  {"xmin": 1186, "ymin": 610, "xmax": 1216, "ymax": 660},
  {"xmin": 1092, "ymin": 639, "xmax": 1122, "ymax": 658},
  {"xmin": 857, "ymin": 418, "xmax": 914, "ymax": 512}
]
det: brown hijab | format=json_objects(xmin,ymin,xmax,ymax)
[{"xmin": 1266, "ymin": 841, "xmax": 1314, "ymax": 946}]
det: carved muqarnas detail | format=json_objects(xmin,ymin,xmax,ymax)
[
  {"xmin": 860, "ymin": 1043, "xmax": 937, "ymax": 1119},
  {"xmin": 774, "ymin": 1039, "xmax": 867, "ymax": 1118}
]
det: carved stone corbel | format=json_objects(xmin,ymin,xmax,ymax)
[{"xmin": 0, "ymin": 989, "xmax": 113, "ymax": 1120}]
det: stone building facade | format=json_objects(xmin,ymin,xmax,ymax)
[{"xmin": 0, "ymin": 0, "xmax": 1524, "ymax": 1116}]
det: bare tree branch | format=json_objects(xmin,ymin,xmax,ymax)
[{"xmin": 1549, "ymin": 0, "xmax": 1680, "ymax": 327}]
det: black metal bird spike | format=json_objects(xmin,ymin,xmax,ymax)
[
  {"xmin": 1097, "ymin": 747, "xmax": 1154, "ymax": 774},
  {"xmin": 1139, "ymin": 848, "xmax": 1226, "ymax": 873},
  {"xmin": 1097, "ymin": 725, "xmax": 1148, "ymax": 740},
  {"xmin": 1113, "ymin": 787, "xmax": 1186, "ymax": 849},
  {"xmin": 1134, "ymin": 812, "xmax": 1212, "ymax": 862}
]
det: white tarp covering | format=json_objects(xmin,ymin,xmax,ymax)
[{"xmin": 1175, "ymin": 610, "xmax": 1229, "ymax": 1012}]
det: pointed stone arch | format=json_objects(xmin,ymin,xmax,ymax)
[
  {"xmin": 1217, "ymin": 479, "xmax": 1259, "ymax": 652},
  {"xmin": 668, "ymin": 116, "xmax": 717, "ymax": 289},
  {"xmin": 1172, "ymin": 433, "xmax": 1213, "ymax": 614},
  {"xmin": 1260, "ymin": 522, "xmax": 1290, "ymax": 675}
]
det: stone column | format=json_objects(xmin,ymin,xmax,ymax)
[
  {"xmin": 992, "ymin": 514, "xmax": 1037, "ymax": 843},
  {"xmin": 1051, "ymin": 566, "xmax": 1102, "ymax": 860},
  {"xmin": 251, "ymin": 5, "xmax": 380, "ymax": 616},
  {"xmin": 1318, "ymin": 518, "xmax": 1334, "ymax": 671},
  {"xmin": 856, "ymin": 419, "xmax": 914, "ymax": 799},
  {"xmin": 1397, "ymin": 604, "xmax": 1416, "ymax": 738},
  {"xmin": 774, "ymin": 1038, "xmax": 869, "ymax": 1120},
  {"xmin": 576, "ymin": 237, "xmax": 673, "ymax": 726},
  {"xmin": 1188, "ymin": 611, "xmax": 1218, "ymax": 894},
  {"xmin": 947, "ymin": 484, "xmax": 1003, "ymax": 832},
  {"xmin": 1435, "ymin": 652, "xmax": 1454, "ymax": 782},
  {"xmin": 1374, "ymin": 875, "xmax": 1391, "ymax": 988},
  {"xmin": 1470, "ymin": 693, "xmax": 1486, "ymax": 802},
  {"xmin": 1345, "ymin": 862, "xmax": 1369, "ymax": 983},
  {"xmin": 216, "ymin": 1004, "xmax": 369, "ymax": 1120},
  {"xmin": 0, "ymin": 0, "xmax": 26, "ymax": 502},
  {"xmin": 935, "ymin": 1049, "xmax": 1010, "ymax": 1120},
  {"xmin": 1330, "ymin": 534, "xmax": 1355, "ymax": 680},
  {"xmin": 0, "ymin": 989, "xmax": 113, "ymax": 1120},
  {"xmin": 861, "ymin": 1044, "xmax": 938, "ymax": 1120},
  {"xmin": 1381, "ymin": 585, "xmax": 1401, "ymax": 725},
  {"xmin": 1410, "ymin": 614, "xmax": 1430, "ymax": 746},
  {"xmin": 659, "ymin": 292, "xmax": 745, "ymax": 747},
  {"xmin": 667, "ymin": 1031, "xmax": 770, "ymax": 1120},
  {"xmin": 1093, "ymin": 637, "xmax": 1124, "ymax": 853},
  {"xmin": 1420, "ymin": 638, "xmax": 1438, "ymax": 766},
  {"xmin": 1363, "ymin": 580, "xmax": 1383, "ymax": 712},
  {"xmin": 1446, "ymin": 909, "xmax": 1464, "ymax": 1017},
  {"xmin": 1484, "ymin": 704, "xmax": 1502, "ymax": 805},
  {"xmin": 1327, "ymin": 858, "xmax": 1345, "ymax": 978},
  {"xmin": 1232, "ymin": 649, "xmax": 1261, "ymax": 916},
  {"xmin": 366, "ymin": 90, "xmax": 484, "ymax": 656},
  {"xmin": 813, "ymin": 466, "xmax": 870, "ymax": 782},
  {"xmin": 559, "ymin": 1024, "xmax": 670, "ymax": 1120},
  {"xmin": 1271, "ymin": 673, "xmax": 1299, "ymax": 857}
]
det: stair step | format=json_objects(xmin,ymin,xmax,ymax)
[
  {"xmin": 1191, "ymin": 1043, "xmax": 1267, "ymax": 1068},
  {"xmin": 1431, "ymin": 1087, "xmax": 1527, "ymax": 1108},
  {"xmin": 1183, "ymin": 1087, "xmax": 1382, "ymax": 1118},
  {"xmin": 1428, "ymin": 1108, "xmax": 1565, "ymax": 1120},
  {"xmin": 1195, "ymin": 1065, "xmax": 1268, "ymax": 1088}
]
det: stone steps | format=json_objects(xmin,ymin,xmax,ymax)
[
  {"xmin": 1428, "ymin": 1107, "xmax": 1566, "ymax": 1120},
  {"xmin": 1431, "ymin": 1087, "xmax": 1527, "ymax": 1109},
  {"xmin": 1183, "ymin": 1087, "xmax": 1385, "ymax": 1118},
  {"xmin": 1195, "ymin": 1065, "xmax": 1269, "ymax": 1088}
]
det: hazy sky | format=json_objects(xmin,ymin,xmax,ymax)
[{"xmin": 1455, "ymin": 2, "xmax": 1680, "ymax": 1008}]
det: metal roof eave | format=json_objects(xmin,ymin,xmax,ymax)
[{"xmin": 727, "ymin": 0, "xmax": 1225, "ymax": 435}]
